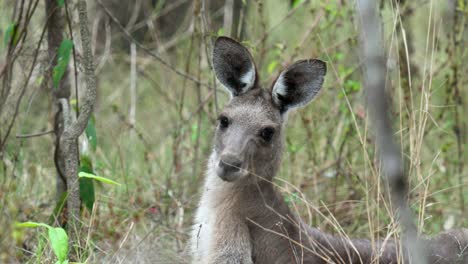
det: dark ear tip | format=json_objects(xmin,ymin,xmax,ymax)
[
  {"xmin": 314, "ymin": 59, "xmax": 327, "ymax": 75},
  {"xmin": 292, "ymin": 59, "xmax": 327, "ymax": 76},
  {"xmin": 214, "ymin": 36, "xmax": 239, "ymax": 47},
  {"xmin": 305, "ymin": 59, "xmax": 326, "ymax": 76}
]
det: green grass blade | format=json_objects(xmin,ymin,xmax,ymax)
[{"xmin": 78, "ymin": 172, "xmax": 121, "ymax": 186}]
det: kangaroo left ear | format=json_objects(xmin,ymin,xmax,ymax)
[
  {"xmin": 212, "ymin": 37, "xmax": 257, "ymax": 97},
  {"xmin": 271, "ymin": 59, "xmax": 326, "ymax": 113}
]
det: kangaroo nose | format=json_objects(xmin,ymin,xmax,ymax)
[{"xmin": 219, "ymin": 156, "xmax": 242, "ymax": 174}]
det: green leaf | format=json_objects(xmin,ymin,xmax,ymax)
[
  {"xmin": 334, "ymin": 52, "xmax": 344, "ymax": 61},
  {"xmin": 79, "ymin": 172, "xmax": 121, "ymax": 186},
  {"xmin": 80, "ymin": 177, "xmax": 95, "ymax": 212},
  {"xmin": 52, "ymin": 39, "xmax": 73, "ymax": 88},
  {"xmin": 57, "ymin": 0, "xmax": 65, "ymax": 7},
  {"xmin": 85, "ymin": 116, "xmax": 97, "ymax": 151},
  {"xmin": 4, "ymin": 23, "xmax": 19, "ymax": 46},
  {"xmin": 16, "ymin": 221, "xmax": 51, "ymax": 229},
  {"xmin": 291, "ymin": 0, "xmax": 305, "ymax": 8},
  {"xmin": 344, "ymin": 79, "xmax": 361, "ymax": 92},
  {"xmin": 16, "ymin": 221, "xmax": 69, "ymax": 262},
  {"xmin": 457, "ymin": 0, "xmax": 465, "ymax": 11},
  {"xmin": 48, "ymin": 227, "xmax": 68, "ymax": 262},
  {"xmin": 79, "ymin": 157, "xmax": 95, "ymax": 212},
  {"xmin": 191, "ymin": 124, "xmax": 198, "ymax": 142},
  {"xmin": 284, "ymin": 192, "xmax": 300, "ymax": 205},
  {"xmin": 267, "ymin": 61, "xmax": 278, "ymax": 74}
]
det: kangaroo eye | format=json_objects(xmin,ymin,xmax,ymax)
[
  {"xmin": 260, "ymin": 127, "xmax": 275, "ymax": 142},
  {"xmin": 219, "ymin": 116, "xmax": 229, "ymax": 129}
]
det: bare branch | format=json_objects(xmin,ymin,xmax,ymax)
[
  {"xmin": 129, "ymin": 43, "xmax": 137, "ymax": 126},
  {"xmin": 16, "ymin": 130, "xmax": 54, "ymax": 139},
  {"xmin": 0, "ymin": 0, "xmax": 42, "ymax": 152},
  {"xmin": 96, "ymin": 0, "xmax": 211, "ymax": 90}
]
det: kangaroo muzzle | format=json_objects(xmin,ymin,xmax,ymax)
[{"xmin": 216, "ymin": 154, "xmax": 244, "ymax": 182}]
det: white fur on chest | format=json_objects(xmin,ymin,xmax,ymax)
[{"xmin": 191, "ymin": 153, "xmax": 224, "ymax": 263}]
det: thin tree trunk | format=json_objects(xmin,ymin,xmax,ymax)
[
  {"xmin": 45, "ymin": 0, "xmax": 72, "ymax": 207},
  {"xmin": 356, "ymin": 1, "xmax": 428, "ymax": 263},
  {"xmin": 222, "ymin": 0, "xmax": 244, "ymax": 39},
  {"xmin": 448, "ymin": 0, "xmax": 465, "ymax": 214},
  {"xmin": 60, "ymin": 0, "xmax": 97, "ymax": 255}
]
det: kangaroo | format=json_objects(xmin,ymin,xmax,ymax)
[{"xmin": 190, "ymin": 36, "xmax": 468, "ymax": 264}]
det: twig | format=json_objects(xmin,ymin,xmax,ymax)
[
  {"xmin": 0, "ymin": 0, "xmax": 41, "ymax": 96},
  {"xmin": 0, "ymin": 1, "xmax": 48, "ymax": 152},
  {"xmin": 125, "ymin": 0, "xmax": 190, "ymax": 36},
  {"xmin": 256, "ymin": 0, "xmax": 268, "ymax": 69},
  {"xmin": 200, "ymin": 0, "xmax": 218, "ymax": 113},
  {"xmin": 16, "ymin": 130, "xmax": 54, "ymax": 139},
  {"xmin": 111, "ymin": 105, "xmax": 150, "ymax": 146},
  {"xmin": 192, "ymin": 0, "xmax": 203, "ymax": 181},
  {"xmin": 254, "ymin": 0, "xmax": 309, "ymax": 46},
  {"xmin": 95, "ymin": 14, "xmax": 112, "ymax": 74},
  {"xmin": 287, "ymin": 8, "xmax": 325, "ymax": 63},
  {"xmin": 129, "ymin": 43, "xmax": 137, "ymax": 126},
  {"xmin": 223, "ymin": 0, "xmax": 234, "ymax": 37},
  {"xmin": 170, "ymin": 15, "xmax": 196, "ymax": 199},
  {"xmin": 96, "ymin": 0, "xmax": 211, "ymax": 90},
  {"xmin": 64, "ymin": 0, "xmax": 80, "ymax": 118},
  {"xmin": 356, "ymin": 1, "xmax": 428, "ymax": 263}
]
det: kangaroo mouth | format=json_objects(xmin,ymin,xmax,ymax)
[{"xmin": 216, "ymin": 160, "xmax": 247, "ymax": 182}]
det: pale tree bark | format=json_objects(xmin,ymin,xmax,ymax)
[
  {"xmin": 222, "ymin": 0, "xmax": 244, "ymax": 39},
  {"xmin": 356, "ymin": 1, "xmax": 428, "ymax": 263},
  {"xmin": 60, "ymin": 0, "xmax": 97, "ymax": 254}
]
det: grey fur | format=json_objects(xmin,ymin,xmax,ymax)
[{"xmin": 191, "ymin": 37, "xmax": 468, "ymax": 264}]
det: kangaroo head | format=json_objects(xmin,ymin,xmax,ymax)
[{"xmin": 212, "ymin": 37, "xmax": 326, "ymax": 183}]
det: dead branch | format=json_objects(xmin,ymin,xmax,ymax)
[{"xmin": 16, "ymin": 130, "xmax": 54, "ymax": 138}]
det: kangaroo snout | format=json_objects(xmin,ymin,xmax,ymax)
[{"xmin": 216, "ymin": 154, "xmax": 244, "ymax": 182}]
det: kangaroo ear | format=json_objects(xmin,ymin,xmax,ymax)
[
  {"xmin": 213, "ymin": 37, "xmax": 257, "ymax": 96},
  {"xmin": 271, "ymin": 59, "xmax": 326, "ymax": 113}
]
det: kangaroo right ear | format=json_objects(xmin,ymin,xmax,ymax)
[
  {"xmin": 212, "ymin": 37, "xmax": 257, "ymax": 97},
  {"xmin": 271, "ymin": 59, "xmax": 326, "ymax": 113}
]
